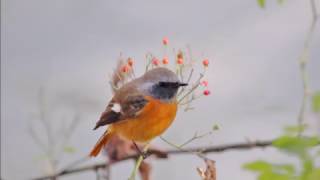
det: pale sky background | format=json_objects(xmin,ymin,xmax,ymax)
[{"xmin": 1, "ymin": 0, "xmax": 320, "ymax": 179}]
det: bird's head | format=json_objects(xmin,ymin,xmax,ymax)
[{"xmin": 138, "ymin": 67, "xmax": 188, "ymax": 101}]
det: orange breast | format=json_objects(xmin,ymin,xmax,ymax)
[{"xmin": 111, "ymin": 96, "xmax": 178, "ymax": 142}]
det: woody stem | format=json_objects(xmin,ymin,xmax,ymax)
[{"xmin": 128, "ymin": 142, "xmax": 151, "ymax": 180}]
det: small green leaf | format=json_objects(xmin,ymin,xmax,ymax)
[
  {"xmin": 284, "ymin": 124, "xmax": 307, "ymax": 135},
  {"xmin": 259, "ymin": 171, "xmax": 292, "ymax": 180},
  {"xmin": 307, "ymin": 168, "xmax": 320, "ymax": 180},
  {"xmin": 300, "ymin": 159, "xmax": 315, "ymax": 179},
  {"xmin": 274, "ymin": 164, "xmax": 296, "ymax": 174},
  {"xmin": 257, "ymin": 0, "xmax": 266, "ymax": 8},
  {"xmin": 312, "ymin": 91, "xmax": 320, "ymax": 112},
  {"xmin": 272, "ymin": 136, "xmax": 320, "ymax": 155},
  {"xmin": 277, "ymin": 0, "xmax": 285, "ymax": 5},
  {"xmin": 212, "ymin": 124, "xmax": 220, "ymax": 131},
  {"xmin": 243, "ymin": 160, "xmax": 272, "ymax": 172},
  {"xmin": 63, "ymin": 146, "xmax": 76, "ymax": 153}
]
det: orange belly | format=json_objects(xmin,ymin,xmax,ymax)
[{"xmin": 111, "ymin": 96, "xmax": 178, "ymax": 142}]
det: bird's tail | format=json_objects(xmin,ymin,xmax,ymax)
[{"xmin": 89, "ymin": 129, "xmax": 114, "ymax": 157}]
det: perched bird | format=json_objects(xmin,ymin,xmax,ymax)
[{"xmin": 90, "ymin": 67, "xmax": 187, "ymax": 157}]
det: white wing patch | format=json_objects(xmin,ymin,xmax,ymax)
[{"xmin": 111, "ymin": 103, "xmax": 121, "ymax": 113}]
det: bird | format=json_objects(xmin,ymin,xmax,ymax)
[{"xmin": 90, "ymin": 67, "xmax": 188, "ymax": 157}]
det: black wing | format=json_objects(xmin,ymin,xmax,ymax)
[{"xmin": 93, "ymin": 95, "xmax": 148, "ymax": 130}]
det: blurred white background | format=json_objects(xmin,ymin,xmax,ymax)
[{"xmin": 1, "ymin": 0, "xmax": 320, "ymax": 179}]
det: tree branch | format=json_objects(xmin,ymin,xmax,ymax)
[{"xmin": 31, "ymin": 140, "xmax": 273, "ymax": 180}]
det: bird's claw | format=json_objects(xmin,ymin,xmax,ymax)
[{"xmin": 141, "ymin": 151, "xmax": 150, "ymax": 159}]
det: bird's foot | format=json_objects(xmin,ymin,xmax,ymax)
[{"xmin": 141, "ymin": 151, "xmax": 151, "ymax": 159}]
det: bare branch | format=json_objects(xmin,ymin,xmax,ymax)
[{"xmin": 31, "ymin": 139, "xmax": 273, "ymax": 180}]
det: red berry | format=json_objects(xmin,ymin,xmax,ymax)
[
  {"xmin": 201, "ymin": 80, "xmax": 208, "ymax": 87},
  {"xmin": 202, "ymin": 59, "xmax": 209, "ymax": 67},
  {"xmin": 177, "ymin": 58, "xmax": 184, "ymax": 65},
  {"xmin": 203, "ymin": 90, "xmax": 210, "ymax": 96},
  {"xmin": 162, "ymin": 57, "xmax": 169, "ymax": 64},
  {"xmin": 127, "ymin": 58, "xmax": 134, "ymax": 67},
  {"xmin": 121, "ymin": 65, "xmax": 130, "ymax": 73},
  {"xmin": 162, "ymin": 37, "xmax": 169, "ymax": 45},
  {"xmin": 152, "ymin": 58, "xmax": 160, "ymax": 66}
]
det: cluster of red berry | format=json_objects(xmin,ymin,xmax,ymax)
[
  {"xmin": 201, "ymin": 80, "xmax": 210, "ymax": 96},
  {"xmin": 119, "ymin": 37, "xmax": 211, "ymax": 97},
  {"xmin": 150, "ymin": 37, "xmax": 210, "ymax": 69}
]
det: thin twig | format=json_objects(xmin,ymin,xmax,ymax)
[
  {"xmin": 178, "ymin": 68, "xmax": 194, "ymax": 96},
  {"xmin": 56, "ymin": 113, "xmax": 81, "ymax": 160},
  {"xmin": 103, "ymin": 164, "xmax": 111, "ymax": 180},
  {"xmin": 179, "ymin": 131, "xmax": 213, "ymax": 148},
  {"xmin": 178, "ymin": 73, "xmax": 204, "ymax": 103},
  {"xmin": 160, "ymin": 136, "xmax": 208, "ymax": 160},
  {"xmin": 36, "ymin": 89, "xmax": 58, "ymax": 172},
  {"xmin": 297, "ymin": 0, "xmax": 319, "ymax": 130},
  {"xmin": 95, "ymin": 168, "xmax": 100, "ymax": 180},
  {"xmin": 179, "ymin": 94, "xmax": 202, "ymax": 106},
  {"xmin": 145, "ymin": 53, "xmax": 153, "ymax": 72},
  {"xmin": 28, "ymin": 122, "xmax": 47, "ymax": 153}
]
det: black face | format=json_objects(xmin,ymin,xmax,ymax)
[{"xmin": 150, "ymin": 81, "xmax": 188, "ymax": 100}]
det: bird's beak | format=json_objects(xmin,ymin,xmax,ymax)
[{"xmin": 179, "ymin": 82, "xmax": 188, "ymax": 86}]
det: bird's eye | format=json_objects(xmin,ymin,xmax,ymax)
[
  {"xmin": 159, "ymin": 82, "xmax": 169, "ymax": 87},
  {"xmin": 159, "ymin": 82, "xmax": 181, "ymax": 88}
]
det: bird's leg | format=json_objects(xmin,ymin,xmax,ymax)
[
  {"xmin": 132, "ymin": 141, "xmax": 150, "ymax": 159},
  {"xmin": 129, "ymin": 142, "xmax": 151, "ymax": 180}
]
